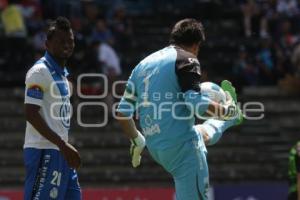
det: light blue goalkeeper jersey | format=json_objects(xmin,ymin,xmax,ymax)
[{"xmin": 118, "ymin": 45, "xmax": 210, "ymax": 150}]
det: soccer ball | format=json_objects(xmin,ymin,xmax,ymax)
[{"xmin": 200, "ymin": 82, "xmax": 226, "ymax": 104}]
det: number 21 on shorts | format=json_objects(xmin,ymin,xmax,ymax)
[{"xmin": 51, "ymin": 170, "xmax": 62, "ymax": 186}]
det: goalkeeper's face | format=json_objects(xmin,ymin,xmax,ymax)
[{"xmin": 46, "ymin": 29, "xmax": 75, "ymax": 61}]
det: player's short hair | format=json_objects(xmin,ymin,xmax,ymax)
[
  {"xmin": 47, "ymin": 17, "xmax": 72, "ymax": 40},
  {"xmin": 169, "ymin": 18, "xmax": 205, "ymax": 46}
]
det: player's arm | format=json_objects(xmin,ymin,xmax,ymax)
[
  {"xmin": 25, "ymin": 104, "xmax": 81, "ymax": 169},
  {"xmin": 116, "ymin": 112, "xmax": 145, "ymax": 168},
  {"xmin": 25, "ymin": 104, "xmax": 67, "ymax": 147},
  {"xmin": 176, "ymin": 57, "xmax": 237, "ymax": 120},
  {"xmin": 116, "ymin": 112, "xmax": 139, "ymax": 139},
  {"xmin": 24, "ymin": 71, "xmax": 81, "ymax": 169},
  {"xmin": 116, "ymin": 69, "xmax": 145, "ymax": 168}
]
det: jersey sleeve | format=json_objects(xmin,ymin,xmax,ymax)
[
  {"xmin": 24, "ymin": 68, "xmax": 48, "ymax": 106},
  {"xmin": 117, "ymin": 69, "xmax": 137, "ymax": 117},
  {"xmin": 175, "ymin": 50, "xmax": 211, "ymax": 116},
  {"xmin": 296, "ymin": 142, "xmax": 300, "ymax": 173},
  {"xmin": 175, "ymin": 54, "xmax": 202, "ymax": 92}
]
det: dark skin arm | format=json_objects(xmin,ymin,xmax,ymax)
[{"xmin": 25, "ymin": 104, "xmax": 81, "ymax": 169}]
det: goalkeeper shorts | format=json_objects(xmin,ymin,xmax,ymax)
[{"xmin": 148, "ymin": 132, "xmax": 209, "ymax": 200}]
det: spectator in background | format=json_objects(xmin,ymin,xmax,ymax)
[
  {"xmin": 110, "ymin": 5, "xmax": 133, "ymax": 51},
  {"xmin": 1, "ymin": 0, "xmax": 27, "ymax": 37},
  {"xmin": 233, "ymin": 46, "xmax": 258, "ymax": 86},
  {"xmin": 91, "ymin": 18, "xmax": 114, "ymax": 45},
  {"xmin": 97, "ymin": 41, "xmax": 121, "ymax": 77},
  {"xmin": 256, "ymin": 37, "xmax": 277, "ymax": 84},
  {"xmin": 66, "ymin": 0, "xmax": 82, "ymax": 19},
  {"xmin": 287, "ymin": 141, "xmax": 300, "ymax": 200},
  {"xmin": 79, "ymin": 39, "xmax": 101, "ymax": 74},
  {"xmin": 278, "ymin": 42, "xmax": 300, "ymax": 94},
  {"xmin": 276, "ymin": 20, "xmax": 298, "ymax": 59},
  {"xmin": 81, "ymin": 2, "xmax": 103, "ymax": 36},
  {"xmin": 240, "ymin": 0, "xmax": 269, "ymax": 37},
  {"xmin": 276, "ymin": 0, "xmax": 300, "ymax": 34},
  {"xmin": 274, "ymin": 19, "xmax": 298, "ymax": 79},
  {"xmin": 1, "ymin": 0, "xmax": 29, "ymax": 72},
  {"xmin": 276, "ymin": 0, "xmax": 299, "ymax": 18},
  {"xmin": 39, "ymin": 0, "xmax": 66, "ymax": 19},
  {"xmin": 20, "ymin": 0, "xmax": 43, "ymax": 34},
  {"xmin": 97, "ymin": 39, "xmax": 121, "ymax": 119},
  {"xmin": 240, "ymin": 0, "xmax": 259, "ymax": 37},
  {"xmin": 32, "ymin": 23, "xmax": 46, "ymax": 59},
  {"xmin": 68, "ymin": 17, "xmax": 87, "ymax": 75}
]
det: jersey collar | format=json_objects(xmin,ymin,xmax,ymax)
[{"xmin": 44, "ymin": 51, "xmax": 69, "ymax": 77}]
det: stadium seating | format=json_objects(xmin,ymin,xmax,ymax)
[
  {"xmin": 0, "ymin": 1, "xmax": 299, "ymax": 188},
  {"xmin": 0, "ymin": 85, "xmax": 299, "ymax": 187}
]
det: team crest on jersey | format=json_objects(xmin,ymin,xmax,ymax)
[
  {"xmin": 49, "ymin": 187, "xmax": 58, "ymax": 199},
  {"xmin": 188, "ymin": 57, "xmax": 200, "ymax": 65},
  {"xmin": 188, "ymin": 58, "xmax": 201, "ymax": 75},
  {"xmin": 60, "ymin": 97, "xmax": 71, "ymax": 128}
]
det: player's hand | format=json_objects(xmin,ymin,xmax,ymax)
[
  {"xmin": 130, "ymin": 131, "xmax": 146, "ymax": 168},
  {"xmin": 222, "ymin": 91, "xmax": 238, "ymax": 120},
  {"xmin": 59, "ymin": 141, "xmax": 81, "ymax": 170},
  {"xmin": 221, "ymin": 80, "xmax": 243, "ymax": 124}
]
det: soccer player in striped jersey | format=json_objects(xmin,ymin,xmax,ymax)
[{"xmin": 24, "ymin": 17, "xmax": 81, "ymax": 200}]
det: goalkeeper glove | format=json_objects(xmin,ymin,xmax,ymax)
[
  {"xmin": 130, "ymin": 131, "xmax": 145, "ymax": 168},
  {"xmin": 222, "ymin": 91, "xmax": 239, "ymax": 121},
  {"xmin": 221, "ymin": 80, "xmax": 243, "ymax": 124}
]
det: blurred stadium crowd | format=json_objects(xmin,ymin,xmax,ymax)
[{"xmin": 0, "ymin": 0, "xmax": 300, "ymax": 92}]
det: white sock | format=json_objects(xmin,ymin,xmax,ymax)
[{"xmin": 199, "ymin": 119, "xmax": 236, "ymax": 145}]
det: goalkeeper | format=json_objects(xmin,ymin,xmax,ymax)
[{"xmin": 117, "ymin": 18, "xmax": 243, "ymax": 200}]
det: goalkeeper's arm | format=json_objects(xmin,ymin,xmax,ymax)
[
  {"xmin": 116, "ymin": 112, "xmax": 145, "ymax": 168},
  {"xmin": 176, "ymin": 56, "xmax": 237, "ymax": 120},
  {"xmin": 116, "ymin": 69, "xmax": 145, "ymax": 167},
  {"xmin": 184, "ymin": 89, "xmax": 238, "ymax": 120}
]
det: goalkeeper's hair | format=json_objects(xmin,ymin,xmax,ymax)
[
  {"xmin": 47, "ymin": 17, "xmax": 72, "ymax": 40},
  {"xmin": 169, "ymin": 18, "xmax": 205, "ymax": 47}
]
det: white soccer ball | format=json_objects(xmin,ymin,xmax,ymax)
[{"xmin": 200, "ymin": 82, "xmax": 226, "ymax": 104}]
